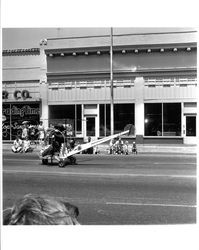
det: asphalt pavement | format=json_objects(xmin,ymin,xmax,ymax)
[{"xmin": 2, "ymin": 148, "xmax": 196, "ymax": 225}]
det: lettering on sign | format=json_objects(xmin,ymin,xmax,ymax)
[
  {"xmin": 14, "ymin": 90, "xmax": 32, "ymax": 100},
  {"xmin": 2, "ymin": 90, "xmax": 9, "ymax": 99},
  {"xmin": 3, "ymin": 105, "xmax": 40, "ymax": 118}
]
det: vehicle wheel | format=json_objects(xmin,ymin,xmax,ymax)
[
  {"xmin": 42, "ymin": 159, "xmax": 48, "ymax": 165},
  {"xmin": 58, "ymin": 160, "xmax": 65, "ymax": 168}
]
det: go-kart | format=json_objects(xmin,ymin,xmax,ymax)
[{"xmin": 39, "ymin": 124, "xmax": 135, "ymax": 168}]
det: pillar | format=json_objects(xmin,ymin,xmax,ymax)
[
  {"xmin": 134, "ymin": 77, "xmax": 145, "ymax": 144},
  {"xmin": 39, "ymin": 39, "xmax": 48, "ymax": 129}
]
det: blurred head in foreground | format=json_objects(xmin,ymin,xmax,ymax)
[{"xmin": 3, "ymin": 194, "xmax": 80, "ymax": 225}]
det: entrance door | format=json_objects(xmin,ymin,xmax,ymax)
[
  {"xmin": 184, "ymin": 116, "xmax": 196, "ymax": 144},
  {"xmin": 86, "ymin": 117, "xmax": 96, "ymax": 137}
]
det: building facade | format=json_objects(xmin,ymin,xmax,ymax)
[{"xmin": 2, "ymin": 29, "xmax": 198, "ymax": 144}]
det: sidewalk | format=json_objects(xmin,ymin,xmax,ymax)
[{"xmin": 2, "ymin": 142, "xmax": 197, "ymax": 154}]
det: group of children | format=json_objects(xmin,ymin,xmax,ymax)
[
  {"xmin": 109, "ymin": 138, "xmax": 137, "ymax": 155},
  {"xmin": 11, "ymin": 136, "xmax": 33, "ymax": 153},
  {"xmin": 11, "ymin": 121, "xmax": 46, "ymax": 153}
]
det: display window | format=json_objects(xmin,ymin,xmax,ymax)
[
  {"xmin": 100, "ymin": 103, "xmax": 135, "ymax": 136},
  {"xmin": 144, "ymin": 103, "xmax": 181, "ymax": 136},
  {"xmin": 2, "ymin": 103, "xmax": 40, "ymax": 140},
  {"xmin": 48, "ymin": 104, "xmax": 82, "ymax": 136}
]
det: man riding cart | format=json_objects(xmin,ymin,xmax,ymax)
[
  {"xmin": 39, "ymin": 124, "xmax": 135, "ymax": 168},
  {"xmin": 40, "ymin": 125, "xmax": 77, "ymax": 166}
]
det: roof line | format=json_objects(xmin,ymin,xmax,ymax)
[{"xmin": 47, "ymin": 30, "xmax": 197, "ymax": 41}]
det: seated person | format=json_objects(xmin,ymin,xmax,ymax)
[
  {"xmin": 132, "ymin": 141, "xmax": 138, "ymax": 154},
  {"xmin": 23, "ymin": 137, "xmax": 33, "ymax": 153},
  {"xmin": 123, "ymin": 140, "xmax": 129, "ymax": 155},
  {"xmin": 11, "ymin": 136, "xmax": 23, "ymax": 153},
  {"xmin": 109, "ymin": 139, "xmax": 114, "ymax": 154},
  {"xmin": 3, "ymin": 193, "xmax": 80, "ymax": 225},
  {"xmin": 115, "ymin": 137, "xmax": 124, "ymax": 154}
]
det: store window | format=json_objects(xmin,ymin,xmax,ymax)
[
  {"xmin": 145, "ymin": 103, "xmax": 162, "ymax": 136},
  {"xmin": 100, "ymin": 103, "xmax": 135, "ymax": 136},
  {"xmin": 186, "ymin": 116, "xmax": 196, "ymax": 136},
  {"xmin": 114, "ymin": 104, "xmax": 135, "ymax": 134},
  {"xmin": 144, "ymin": 103, "xmax": 181, "ymax": 136},
  {"xmin": 99, "ymin": 104, "xmax": 110, "ymax": 136},
  {"xmin": 2, "ymin": 103, "xmax": 40, "ymax": 140},
  {"xmin": 49, "ymin": 104, "xmax": 82, "ymax": 136},
  {"xmin": 163, "ymin": 103, "xmax": 181, "ymax": 136}
]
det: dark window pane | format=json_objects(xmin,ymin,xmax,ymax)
[
  {"xmin": 99, "ymin": 104, "xmax": 110, "ymax": 136},
  {"xmin": 49, "ymin": 105, "xmax": 75, "ymax": 136},
  {"xmin": 76, "ymin": 105, "xmax": 82, "ymax": 132},
  {"xmin": 86, "ymin": 117, "xmax": 95, "ymax": 136},
  {"xmin": 186, "ymin": 116, "xmax": 196, "ymax": 136},
  {"xmin": 145, "ymin": 103, "xmax": 162, "ymax": 136},
  {"xmin": 163, "ymin": 103, "xmax": 181, "ymax": 136},
  {"xmin": 114, "ymin": 104, "xmax": 134, "ymax": 134}
]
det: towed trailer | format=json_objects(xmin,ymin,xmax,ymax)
[{"xmin": 39, "ymin": 124, "xmax": 134, "ymax": 167}]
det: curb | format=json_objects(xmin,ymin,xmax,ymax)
[{"xmin": 2, "ymin": 144, "xmax": 197, "ymax": 154}]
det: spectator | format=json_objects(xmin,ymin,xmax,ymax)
[
  {"xmin": 38, "ymin": 121, "xmax": 45, "ymax": 145},
  {"xmin": 21, "ymin": 124, "xmax": 29, "ymax": 140},
  {"xmin": 109, "ymin": 139, "xmax": 114, "ymax": 154},
  {"xmin": 115, "ymin": 137, "xmax": 124, "ymax": 154},
  {"xmin": 23, "ymin": 137, "xmax": 33, "ymax": 153},
  {"xmin": 87, "ymin": 136, "xmax": 93, "ymax": 154},
  {"xmin": 29, "ymin": 125, "xmax": 38, "ymax": 144},
  {"xmin": 11, "ymin": 136, "xmax": 23, "ymax": 153},
  {"xmin": 69, "ymin": 138, "xmax": 75, "ymax": 149},
  {"xmin": 132, "ymin": 141, "xmax": 138, "ymax": 154},
  {"xmin": 3, "ymin": 193, "xmax": 80, "ymax": 225},
  {"xmin": 123, "ymin": 140, "xmax": 129, "ymax": 155}
]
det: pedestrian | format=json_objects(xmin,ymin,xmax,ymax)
[
  {"xmin": 38, "ymin": 121, "xmax": 45, "ymax": 146},
  {"xmin": 132, "ymin": 141, "xmax": 138, "ymax": 154},
  {"xmin": 11, "ymin": 136, "xmax": 23, "ymax": 153},
  {"xmin": 29, "ymin": 125, "xmax": 37, "ymax": 145},
  {"xmin": 21, "ymin": 123, "xmax": 29, "ymax": 140},
  {"xmin": 3, "ymin": 193, "xmax": 80, "ymax": 225}
]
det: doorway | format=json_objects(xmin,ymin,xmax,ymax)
[
  {"xmin": 86, "ymin": 117, "xmax": 96, "ymax": 137},
  {"xmin": 184, "ymin": 115, "xmax": 196, "ymax": 144}
]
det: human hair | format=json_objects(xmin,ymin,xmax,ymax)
[{"xmin": 3, "ymin": 194, "xmax": 80, "ymax": 225}]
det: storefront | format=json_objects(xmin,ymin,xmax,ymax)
[
  {"xmin": 3, "ymin": 29, "xmax": 197, "ymax": 144},
  {"xmin": 2, "ymin": 48, "xmax": 44, "ymax": 141},
  {"xmin": 3, "ymin": 102, "xmax": 40, "ymax": 140}
]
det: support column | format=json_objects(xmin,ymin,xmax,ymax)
[
  {"xmin": 134, "ymin": 77, "xmax": 145, "ymax": 144},
  {"xmin": 39, "ymin": 83, "xmax": 48, "ymax": 129},
  {"xmin": 96, "ymin": 104, "xmax": 100, "ymax": 138},
  {"xmin": 39, "ymin": 39, "xmax": 48, "ymax": 129}
]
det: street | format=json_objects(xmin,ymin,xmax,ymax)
[{"xmin": 3, "ymin": 150, "xmax": 196, "ymax": 225}]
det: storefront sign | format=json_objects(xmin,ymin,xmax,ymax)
[
  {"xmin": 2, "ymin": 90, "xmax": 32, "ymax": 100},
  {"xmin": 2, "ymin": 90, "xmax": 9, "ymax": 99},
  {"xmin": 14, "ymin": 90, "xmax": 32, "ymax": 100},
  {"xmin": 3, "ymin": 105, "xmax": 40, "ymax": 118}
]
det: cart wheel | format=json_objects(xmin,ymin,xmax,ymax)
[
  {"xmin": 42, "ymin": 159, "xmax": 48, "ymax": 165},
  {"xmin": 58, "ymin": 160, "xmax": 65, "ymax": 168}
]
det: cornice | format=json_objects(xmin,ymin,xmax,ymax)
[{"xmin": 2, "ymin": 48, "xmax": 40, "ymax": 56}]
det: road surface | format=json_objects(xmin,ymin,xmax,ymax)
[{"xmin": 3, "ymin": 150, "xmax": 196, "ymax": 225}]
